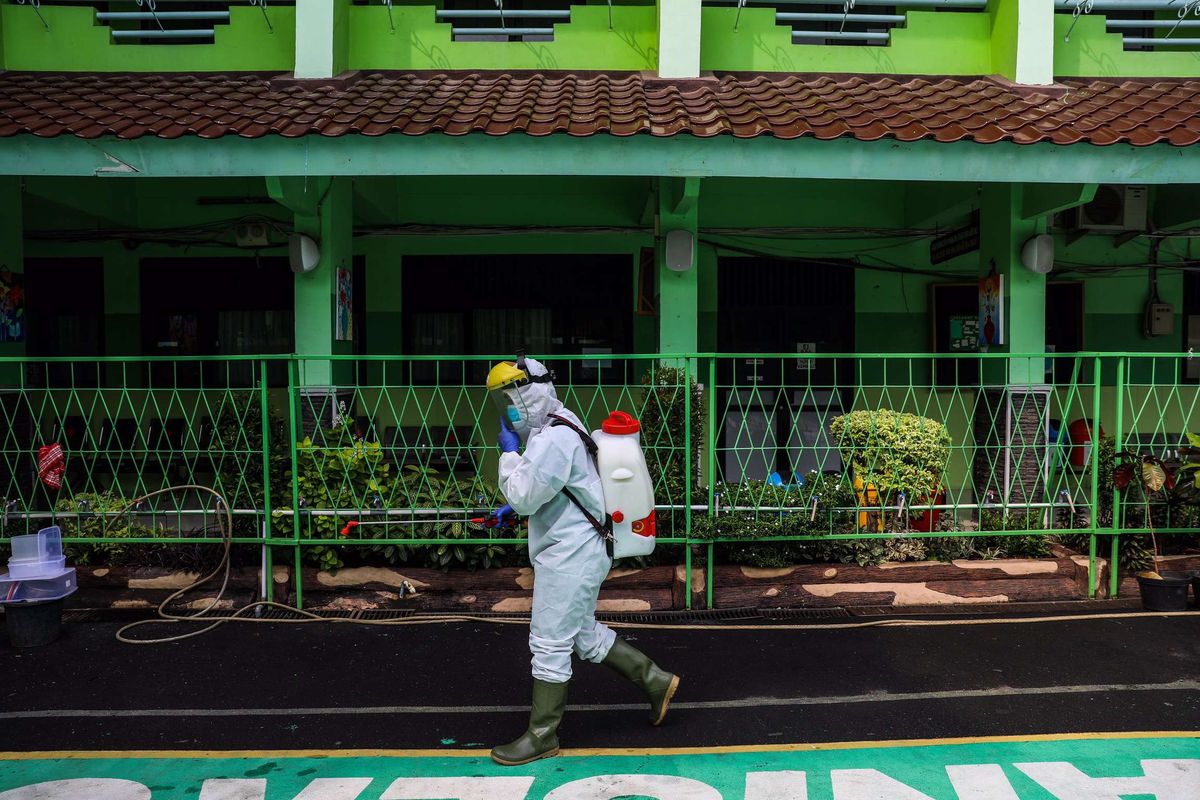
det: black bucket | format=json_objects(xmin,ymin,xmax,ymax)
[
  {"xmin": 4, "ymin": 599, "xmax": 65, "ymax": 648},
  {"xmin": 1136, "ymin": 572, "xmax": 1192, "ymax": 612}
]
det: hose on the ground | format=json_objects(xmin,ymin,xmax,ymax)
[{"xmin": 112, "ymin": 486, "xmax": 1200, "ymax": 645}]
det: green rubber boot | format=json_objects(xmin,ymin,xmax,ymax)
[
  {"xmin": 602, "ymin": 637, "xmax": 680, "ymax": 726},
  {"xmin": 490, "ymin": 679, "xmax": 568, "ymax": 766}
]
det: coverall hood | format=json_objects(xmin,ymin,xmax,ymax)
[{"xmin": 510, "ymin": 358, "xmax": 563, "ymax": 442}]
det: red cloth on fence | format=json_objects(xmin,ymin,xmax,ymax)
[{"xmin": 38, "ymin": 443, "xmax": 65, "ymax": 490}]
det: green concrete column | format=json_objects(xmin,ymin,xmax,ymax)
[
  {"xmin": 103, "ymin": 251, "xmax": 140, "ymax": 356},
  {"xmin": 0, "ymin": 179, "xmax": 24, "ymax": 384},
  {"xmin": 657, "ymin": 177, "xmax": 700, "ymax": 355},
  {"xmin": 293, "ymin": 178, "xmax": 353, "ymax": 386},
  {"xmin": 975, "ymin": 182, "xmax": 1047, "ymax": 508},
  {"xmin": 294, "ymin": 0, "xmax": 350, "ymax": 79},
  {"xmin": 657, "ymin": 0, "xmax": 701, "ymax": 78},
  {"xmin": 268, "ymin": 176, "xmax": 354, "ymax": 437},
  {"xmin": 1014, "ymin": 0, "xmax": 1053, "ymax": 85},
  {"xmin": 991, "ymin": 0, "xmax": 1053, "ymax": 86},
  {"xmin": 979, "ymin": 183, "xmax": 1044, "ymax": 384}
]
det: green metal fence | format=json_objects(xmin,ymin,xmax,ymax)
[{"xmin": 0, "ymin": 352, "xmax": 1195, "ymax": 608}]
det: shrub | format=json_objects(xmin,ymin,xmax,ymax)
[
  {"xmin": 829, "ymin": 409, "xmax": 950, "ymax": 503},
  {"xmin": 273, "ymin": 416, "xmax": 512, "ymax": 572},
  {"xmin": 639, "ymin": 365, "xmax": 703, "ymax": 537},
  {"xmin": 50, "ymin": 491, "xmax": 221, "ymax": 570},
  {"xmin": 692, "ymin": 473, "xmax": 929, "ymax": 567}
]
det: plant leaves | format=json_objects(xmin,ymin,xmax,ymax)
[
  {"xmin": 1113, "ymin": 463, "xmax": 1136, "ymax": 490},
  {"xmin": 1142, "ymin": 460, "xmax": 1167, "ymax": 493}
]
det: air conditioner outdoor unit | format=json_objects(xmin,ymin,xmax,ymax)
[{"xmin": 1075, "ymin": 185, "xmax": 1148, "ymax": 232}]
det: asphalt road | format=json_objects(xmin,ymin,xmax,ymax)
[{"xmin": 1, "ymin": 611, "xmax": 1198, "ymax": 752}]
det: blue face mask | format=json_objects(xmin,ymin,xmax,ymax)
[{"xmin": 506, "ymin": 406, "xmax": 522, "ymax": 426}]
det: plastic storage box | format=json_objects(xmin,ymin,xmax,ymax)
[
  {"xmin": 2, "ymin": 526, "xmax": 76, "ymax": 647},
  {"xmin": 0, "ymin": 567, "xmax": 76, "ymax": 603},
  {"xmin": 7, "ymin": 526, "xmax": 67, "ymax": 579}
]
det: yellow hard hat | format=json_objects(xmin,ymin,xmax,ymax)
[{"xmin": 486, "ymin": 361, "xmax": 527, "ymax": 392}]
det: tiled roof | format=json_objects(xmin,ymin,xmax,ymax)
[{"xmin": 0, "ymin": 71, "xmax": 1198, "ymax": 145}]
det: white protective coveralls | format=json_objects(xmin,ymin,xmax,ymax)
[{"xmin": 497, "ymin": 359, "xmax": 616, "ymax": 683}]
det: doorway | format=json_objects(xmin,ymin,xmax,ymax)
[{"xmin": 716, "ymin": 257, "xmax": 855, "ymax": 483}]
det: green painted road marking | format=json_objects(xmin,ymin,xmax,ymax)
[{"xmin": 0, "ymin": 734, "xmax": 1197, "ymax": 799}]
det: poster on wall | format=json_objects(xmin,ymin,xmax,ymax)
[
  {"xmin": 948, "ymin": 316, "xmax": 979, "ymax": 352},
  {"xmin": 978, "ymin": 269, "xmax": 1003, "ymax": 348},
  {"xmin": 0, "ymin": 267, "xmax": 25, "ymax": 343},
  {"xmin": 336, "ymin": 267, "xmax": 352, "ymax": 342}
]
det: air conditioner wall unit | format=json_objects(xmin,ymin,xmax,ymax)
[{"xmin": 1074, "ymin": 185, "xmax": 1148, "ymax": 232}]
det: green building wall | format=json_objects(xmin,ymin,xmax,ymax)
[
  {"xmin": 6, "ymin": 1, "xmax": 1200, "ymax": 79},
  {"xmin": 1055, "ymin": 14, "xmax": 1200, "ymax": 78},
  {"xmin": 699, "ymin": 7, "xmax": 994, "ymax": 75},
  {"xmin": 0, "ymin": 5, "xmax": 295, "ymax": 72},
  {"xmin": 350, "ymin": 5, "xmax": 658, "ymax": 72},
  {"xmin": 20, "ymin": 174, "xmax": 1187, "ymax": 373}
]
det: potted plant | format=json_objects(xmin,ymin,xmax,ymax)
[{"xmin": 1112, "ymin": 440, "xmax": 1197, "ymax": 611}]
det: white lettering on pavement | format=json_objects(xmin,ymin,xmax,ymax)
[
  {"xmin": 198, "ymin": 779, "xmax": 372, "ymax": 800},
  {"xmin": 544, "ymin": 775, "xmax": 722, "ymax": 800},
  {"xmin": 745, "ymin": 770, "xmax": 808, "ymax": 800},
  {"xmin": 0, "ymin": 779, "xmax": 151, "ymax": 800},
  {"xmin": 380, "ymin": 777, "xmax": 535, "ymax": 800},
  {"xmin": 945, "ymin": 765, "xmax": 1022, "ymax": 800},
  {"xmin": 1016, "ymin": 759, "xmax": 1200, "ymax": 800}
]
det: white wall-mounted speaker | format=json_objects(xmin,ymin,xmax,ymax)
[
  {"xmin": 665, "ymin": 229, "xmax": 695, "ymax": 272},
  {"xmin": 288, "ymin": 233, "xmax": 321, "ymax": 274},
  {"xmin": 1021, "ymin": 233, "xmax": 1055, "ymax": 275}
]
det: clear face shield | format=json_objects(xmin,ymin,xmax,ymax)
[{"xmin": 491, "ymin": 383, "xmax": 533, "ymax": 435}]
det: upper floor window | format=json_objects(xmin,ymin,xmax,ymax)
[
  {"xmin": 1057, "ymin": 0, "xmax": 1200, "ymax": 51},
  {"xmin": 701, "ymin": 0, "xmax": 987, "ymax": 48},
  {"xmin": 25, "ymin": 0, "xmax": 285, "ymax": 45},
  {"xmin": 356, "ymin": 0, "xmax": 578, "ymax": 43}
]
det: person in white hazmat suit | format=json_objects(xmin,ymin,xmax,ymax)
[{"xmin": 486, "ymin": 356, "xmax": 680, "ymax": 766}]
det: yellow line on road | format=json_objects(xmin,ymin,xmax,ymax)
[{"xmin": 2, "ymin": 731, "xmax": 1197, "ymax": 760}]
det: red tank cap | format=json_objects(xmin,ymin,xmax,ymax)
[{"xmin": 602, "ymin": 411, "xmax": 640, "ymax": 435}]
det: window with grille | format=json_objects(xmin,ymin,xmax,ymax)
[
  {"xmin": 702, "ymin": 0, "xmax": 988, "ymax": 47},
  {"xmin": 24, "ymin": 0, "xmax": 285, "ymax": 45},
  {"xmin": 1057, "ymin": 1, "xmax": 1200, "ymax": 51}
]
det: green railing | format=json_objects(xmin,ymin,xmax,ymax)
[{"xmin": 0, "ymin": 352, "xmax": 1195, "ymax": 608}]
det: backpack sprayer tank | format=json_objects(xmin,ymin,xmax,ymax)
[{"xmin": 592, "ymin": 412, "xmax": 657, "ymax": 559}]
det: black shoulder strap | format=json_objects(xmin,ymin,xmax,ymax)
[
  {"xmin": 548, "ymin": 414, "xmax": 612, "ymax": 548},
  {"xmin": 548, "ymin": 414, "xmax": 598, "ymax": 458}
]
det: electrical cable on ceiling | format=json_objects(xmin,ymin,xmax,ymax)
[{"xmin": 698, "ymin": 237, "xmax": 965, "ymax": 279}]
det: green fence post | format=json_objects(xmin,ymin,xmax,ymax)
[
  {"xmin": 288, "ymin": 357, "xmax": 304, "ymax": 610},
  {"xmin": 1088, "ymin": 355, "xmax": 1101, "ymax": 598},
  {"xmin": 706, "ymin": 356, "xmax": 716, "ymax": 609},
  {"xmin": 684, "ymin": 537, "xmax": 692, "ymax": 611},
  {"xmin": 1088, "ymin": 533, "xmax": 1097, "ymax": 599},
  {"xmin": 1111, "ymin": 533, "xmax": 1120, "ymax": 598},
  {"xmin": 1111, "ymin": 356, "xmax": 1125, "ymax": 599},
  {"xmin": 685, "ymin": 356, "xmax": 695, "ymax": 607},
  {"xmin": 261, "ymin": 360, "xmax": 274, "ymax": 603},
  {"xmin": 706, "ymin": 541, "xmax": 714, "ymax": 609}
]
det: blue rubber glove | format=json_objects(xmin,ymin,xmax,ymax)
[
  {"xmin": 498, "ymin": 416, "xmax": 520, "ymax": 454},
  {"xmin": 487, "ymin": 504, "xmax": 516, "ymax": 529}
]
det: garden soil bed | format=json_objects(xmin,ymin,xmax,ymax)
[{"xmin": 59, "ymin": 554, "xmax": 1200, "ymax": 612}]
